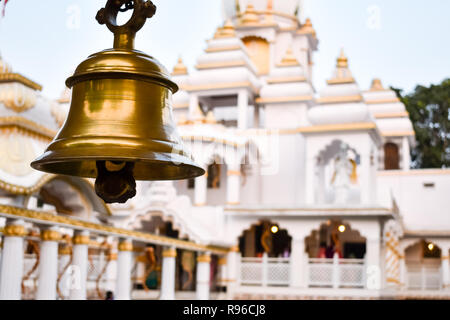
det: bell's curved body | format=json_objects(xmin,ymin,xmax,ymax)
[{"xmin": 31, "ymin": 0, "xmax": 205, "ymax": 203}]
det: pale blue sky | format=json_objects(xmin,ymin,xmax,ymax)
[{"xmin": 1, "ymin": 0, "xmax": 449, "ymax": 99}]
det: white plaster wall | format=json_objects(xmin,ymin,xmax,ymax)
[{"xmin": 377, "ymin": 170, "xmax": 450, "ymax": 231}]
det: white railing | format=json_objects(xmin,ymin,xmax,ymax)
[
  {"xmin": 406, "ymin": 264, "xmax": 441, "ymax": 290},
  {"xmin": 239, "ymin": 254, "xmax": 290, "ymax": 287},
  {"xmin": 307, "ymin": 255, "xmax": 366, "ymax": 289}
]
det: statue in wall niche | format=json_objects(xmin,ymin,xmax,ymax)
[{"xmin": 331, "ymin": 143, "xmax": 354, "ymax": 204}]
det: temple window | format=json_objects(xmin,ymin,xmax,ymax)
[
  {"xmin": 384, "ymin": 142, "xmax": 400, "ymax": 170},
  {"xmin": 207, "ymin": 162, "xmax": 221, "ymax": 189}
]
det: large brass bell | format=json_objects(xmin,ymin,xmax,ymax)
[{"xmin": 31, "ymin": 0, "xmax": 204, "ymax": 203}]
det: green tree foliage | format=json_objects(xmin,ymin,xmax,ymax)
[{"xmin": 392, "ymin": 79, "xmax": 449, "ymax": 168}]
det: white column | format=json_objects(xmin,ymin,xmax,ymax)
[
  {"xmin": 36, "ymin": 227, "xmax": 61, "ymax": 300},
  {"xmin": 227, "ymin": 164, "xmax": 241, "ymax": 205},
  {"xmin": 226, "ymin": 247, "xmax": 239, "ymax": 299},
  {"xmin": 69, "ymin": 231, "xmax": 89, "ymax": 300},
  {"xmin": 290, "ymin": 237, "xmax": 307, "ymax": 288},
  {"xmin": 189, "ymin": 94, "xmax": 199, "ymax": 117},
  {"xmin": 196, "ymin": 253, "xmax": 211, "ymax": 300},
  {"xmin": 441, "ymin": 252, "xmax": 449, "ymax": 289},
  {"xmin": 194, "ymin": 170, "xmax": 207, "ymax": 206},
  {"xmin": 402, "ymin": 136, "xmax": 410, "ymax": 171},
  {"xmin": 217, "ymin": 257, "xmax": 227, "ymax": 288},
  {"xmin": 58, "ymin": 245, "xmax": 72, "ymax": 299},
  {"xmin": 105, "ymin": 250, "xmax": 118, "ymax": 293},
  {"xmin": 237, "ymin": 89, "xmax": 248, "ymax": 130},
  {"xmin": 115, "ymin": 238, "xmax": 133, "ymax": 300},
  {"xmin": 0, "ymin": 219, "xmax": 26, "ymax": 300},
  {"xmin": 160, "ymin": 247, "xmax": 177, "ymax": 300},
  {"xmin": 365, "ymin": 237, "xmax": 381, "ymax": 290}
]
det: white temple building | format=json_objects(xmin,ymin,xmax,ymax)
[{"xmin": 0, "ymin": 0, "xmax": 449, "ymax": 300}]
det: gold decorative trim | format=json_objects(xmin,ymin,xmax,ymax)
[
  {"xmin": 41, "ymin": 229, "xmax": 62, "ymax": 242},
  {"xmin": 3, "ymin": 224, "xmax": 27, "ymax": 237},
  {"xmin": 230, "ymin": 245, "xmax": 240, "ymax": 252},
  {"xmin": 326, "ymin": 77, "xmax": 355, "ymax": 85},
  {"xmin": 218, "ymin": 257, "xmax": 227, "ymax": 265},
  {"xmin": 296, "ymin": 122, "xmax": 376, "ymax": 134},
  {"xmin": 173, "ymin": 103, "xmax": 189, "ymax": 109},
  {"xmin": 118, "ymin": 241, "xmax": 133, "ymax": 252},
  {"xmin": 197, "ymin": 254, "xmax": 211, "ymax": 263},
  {"xmin": 381, "ymin": 131, "xmax": 415, "ymax": 137},
  {"xmin": 276, "ymin": 48, "xmax": 300, "ymax": 67},
  {"xmin": 441, "ymin": 256, "xmax": 449, "ymax": 260},
  {"xmin": 194, "ymin": 202, "xmax": 206, "ymax": 207},
  {"xmin": 225, "ymin": 206, "xmax": 390, "ymax": 213},
  {"xmin": 256, "ymin": 95, "xmax": 313, "ymax": 104},
  {"xmin": 316, "ymin": 95, "xmax": 363, "ymax": 104},
  {"xmin": 378, "ymin": 169, "xmax": 450, "ymax": 176},
  {"xmin": 0, "ymin": 73, "xmax": 42, "ymax": 91},
  {"xmin": 365, "ymin": 98, "xmax": 401, "ymax": 105},
  {"xmin": 266, "ymin": 76, "xmax": 306, "ymax": 84},
  {"xmin": 0, "ymin": 117, "xmax": 56, "ymax": 139},
  {"xmin": 386, "ymin": 277, "xmax": 400, "ymax": 284},
  {"xmin": 73, "ymin": 234, "xmax": 90, "ymax": 245},
  {"xmin": 205, "ymin": 45, "xmax": 241, "ymax": 53},
  {"xmin": 227, "ymin": 202, "xmax": 240, "ymax": 205},
  {"xmin": 195, "ymin": 61, "xmax": 246, "ymax": 70},
  {"xmin": 227, "ymin": 170, "xmax": 241, "ymax": 176},
  {"xmin": 0, "ymin": 174, "xmax": 55, "ymax": 195},
  {"xmin": 107, "ymin": 252, "xmax": 118, "ymax": 261},
  {"xmin": 162, "ymin": 248, "xmax": 177, "ymax": 258},
  {"xmin": 0, "ymin": 205, "xmax": 229, "ymax": 253},
  {"xmin": 58, "ymin": 245, "xmax": 72, "ymax": 255},
  {"xmin": 373, "ymin": 112, "xmax": 409, "ymax": 119},
  {"xmin": 185, "ymin": 81, "xmax": 256, "ymax": 93}
]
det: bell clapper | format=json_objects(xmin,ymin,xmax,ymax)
[{"xmin": 95, "ymin": 160, "xmax": 137, "ymax": 204}]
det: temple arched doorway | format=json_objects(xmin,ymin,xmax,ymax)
[
  {"xmin": 404, "ymin": 240, "xmax": 442, "ymax": 289},
  {"xmin": 238, "ymin": 220, "xmax": 292, "ymax": 258}
]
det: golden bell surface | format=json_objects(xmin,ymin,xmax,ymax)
[{"xmin": 31, "ymin": 0, "xmax": 205, "ymax": 203}]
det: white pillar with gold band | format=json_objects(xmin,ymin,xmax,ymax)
[
  {"xmin": 226, "ymin": 246, "xmax": 239, "ymax": 299},
  {"xmin": 160, "ymin": 247, "xmax": 177, "ymax": 300},
  {"xmin": 217, "ymin": 256, "xmax": 227, "ymax": 288},
  {"xmin": 227, "ymin": 164, "xmax": 241, "ymax": 205},
  {"xmin": 116, "ymin": 238, "xmax": 133, "ymax": 300},
  {"xmin": 58, "ymin": 244, "xmax": 72, "ymax": 299},
  {"xmin": 399, "ymin": 255, "xmax": 406, "ymax": 290},
  {"xmin": 441, "ymin": 250, "xmax": 449, "ymax": 289},
  {"xmin": 196, "ymin": 252, "xmax": 211, "ymax": 300},
  {"xmin": 69, "ymin": 231, "xmax": 90, "ymax": 300},
  {"xmin": 36, "ymin": 227, "xmax": 61, "ymax": 300},
  {"xmin": 0, "ymin": 219, "xmax": 26, "ymax": 300},
  {"xmin": 194, "ymin": 167, "xmax": 207, "ymax": 206}
]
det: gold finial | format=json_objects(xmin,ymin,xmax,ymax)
[
  {"xmin": 337, "ymin": 48, "xmax": 348, "ymax": 68},
  {"xmin": 370, "ymin": 78, "xmax": 384, "ymax": 91},
  {"xmin": 205, "ymin": 110, "xmax": 217, "ymax": 124},
  {"xmin": 241, "ymin": 4, "xmax": 259, "ymax": 25},
  {"xmin": 267, "ymin": 0, "xmax": 273, "ymax": 11},
  {"xmin": 213, "ymin": 19, "xmax": 236, "ymax": 39},
  {"xmin": 172, "ymin": 57, "xmax": 188, "ymax": 76},
  {"xmin": 277, "ymin": 47, "xmax": 300, "ymax": 67},
  {"xmin": 298, "ymin": 18, "xmax": 316, "ymax": 38}
]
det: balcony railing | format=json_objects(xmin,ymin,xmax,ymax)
[
  {"xmin": 406, "ymin": 264, "xmax": 441, "ymax": 290},
  {"xmin": 307, "ymin": 256, "xmax": 366, "ymax": 289},
  {"xmin": 239, "ymin": 254, "xmax": 290, "ymax": 287}
]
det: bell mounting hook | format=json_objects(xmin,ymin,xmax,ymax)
[{"xmin": 96, "ymin": 0, "xmax": 156, "ymax": 50}]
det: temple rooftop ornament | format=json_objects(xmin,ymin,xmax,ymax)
[
  {"xmin": 172, "ymin": 57, "xmax": 188, "ymax": 76},
  {"xmin": 240, "ymin": 4, "xmax": 260, "ymax": 25},
  {"xmin": 370, "ymin": 78, "xmax": 385, "ymax": 91},
  {"xmin": 31, "ymin": 0, "xmax": 205, "ymax": 204},
  {"xmin": 277, "ymin": 47, "xmax": 300, "ymax": 67}
]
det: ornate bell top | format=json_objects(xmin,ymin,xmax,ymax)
[{"xmin": 66, "ymin": 0, "xmax": 178, "ymax": 93}]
